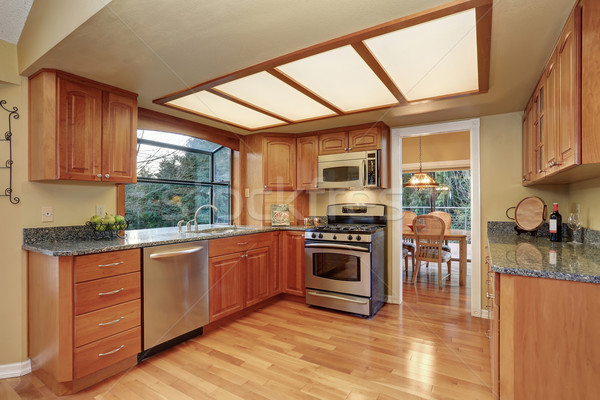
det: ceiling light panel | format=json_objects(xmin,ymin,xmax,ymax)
[
  {"xmin": 276, "ymin": 45, "xmax": 397, "ymax": 112},
  {"xmin": 214, "ymin": 71, "xmax": 336, "ymax": 121},
  {"xmin": 167, "ymin": 91, "xmax": 285, "ymax": 130},
  {"xmin": 364, "ymin": 9, "xmax": 479, "ymax": 101}
]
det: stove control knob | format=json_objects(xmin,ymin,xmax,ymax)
[
  {"xmin": 318, "ymin": 233, "xmax": 323, "ymax": 239},
  {"xmin": 356, "ymin": 235, "xmax": 361, "ymax": 241},
  {"xmin": 311, "ymin": 233, "xmax": 317, "ymax": 239},
  {"xmin": 333, "ymin": 235, "xmax": 337, "ymax": 240},
  {"xmin": 347, "ymin": 235, "xmax": 353, "ymax": 240}
]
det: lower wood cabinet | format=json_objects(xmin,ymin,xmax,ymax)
[
  {"xmin": 282, "ymin": 231, "xmax": 306, "ymax": 296},
  {"xmin": 208, "ymin": 233, "xmax": 277, "ymax": 322},
  {"xmin": 28, "ymin": 248, "xmax": 141, "ymax": 395},
  {"xmin": 493, "ymin": 273, "xmax": 600, "ymax": 399}
]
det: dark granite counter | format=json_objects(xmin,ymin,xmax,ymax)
[
  {"xmin": 487, "ymin": 222, "xmax": 600, "ymax": 284},
  {"xmin": 23, "ymin": 225, "xmax": 307, "ymax": 256}
]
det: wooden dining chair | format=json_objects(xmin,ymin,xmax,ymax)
[
  {"xmin": 428, "ymin": 211, "xmax": 453, "ymax": 275},
  {"xmin": 402, "ymin": 211, "xmax": 417, "ymax": 270},
  {"xmin": 411, "ymin": 215, "xmax": 452, "ymax": 287}
]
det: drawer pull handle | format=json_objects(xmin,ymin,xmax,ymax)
[
  {"xmin": 98, "ymin": 316, "xmax": 125, "ymax": 326},
  {"xmin": 98, "ymin": 288, "xmax": 124, "ymax": 296},
  {"xmin": 98, "ymin": 345, "xmax": 124, "ymax": 357},
  {"xmin": 97, "ymin": 261, "xmax": 124, "ymax": 268},
  {"xmin": 237, "ymin": 242, "xmax": 249, "ymax": 245}
]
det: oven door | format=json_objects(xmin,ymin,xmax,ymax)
[
  {"xmin": 304, "ymin": 242, "xmax": 371, "ymax": 297},
  {"xmin": 318, "ymin": 157, "xmax": 365, "ymax": 189}
]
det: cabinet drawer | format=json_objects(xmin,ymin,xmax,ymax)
[
  {"xmin": 75, "ymin": 249, "xmax": 140, "ymax": 283},
  {"xmin": 75, "ymin": 299, "xmax": 141, "ymax": 347},
  {"xmin": 209, "ymin": 233, "xmax": 273, "ymax": 258},
  {"xmin": 74, "ymin": 326, "xmax": 140, "ymax": 379},
  {"xmin": 74, "ymin": 272, "xmax": 140, "ymax": 315}
]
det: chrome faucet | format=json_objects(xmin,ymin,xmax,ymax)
[{"xmin": 192, "ymin": 204, "xmax": 219, "ymax": 231}]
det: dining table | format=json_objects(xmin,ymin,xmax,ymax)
[{"xmin": 402, "ymin": 228, "xmax": 471, "ymax": 286}]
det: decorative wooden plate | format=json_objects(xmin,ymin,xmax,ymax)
[{"xmin": 506, "ymin": 196, "xmax": 547, "ymax": 231}]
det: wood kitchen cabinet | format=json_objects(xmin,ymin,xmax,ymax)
[
  {"xmin": 317, "ymin": 125, "xmax": 385, "ymax": 155},
  {"xmin": 282, "ymin": 231, "xmax": 305, "ymax": 296},
  {"xmin": 296, "ymin": 135, "xmax": 318, "ymax": 190},
  {"xmin": 28, "ymin": 248, "xmax": 141, "ymax": 395},
  {"xmin": 208, "ymin": 233, "xmax": 277, "ymax": 322},
  {"xmin": 263, "ymin": 135, "xmax": 296, "ymax": 190},
  {"xmin": 29, "ymin": 69, "xmax": 137, "ymax": 183},
  {"xmin": 484, "ymin": 251, "xmax": 500, "ymax": 398},
  {"xmin": 493, "ymin": 272, "xmax": 600, "ymax": 399},
  {"xmin": 522, "ymin": 103, "xmax": 534, "ymax": 183}
]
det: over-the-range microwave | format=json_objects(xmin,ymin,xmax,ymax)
[{"xmin": 317, "ymin": 150, "xmax": 380, "ymax": 189}]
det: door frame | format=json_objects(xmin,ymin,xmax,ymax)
[{"xmin": 391, "ymin": 118, "xmax": 482, "ymax": 318}]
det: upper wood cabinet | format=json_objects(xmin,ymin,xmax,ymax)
[
  {"xmin": 29, "ymin": 70, "xmax": 138, "ymax": 183},
  {"xmin": 318, "ymin": 126, "xmax": 383, "ymax": 155},
  {"xmin": 263, "ymin": 136, "xmax": 296, "ymax": 190},
  {"xmin": 296, "ymin": 135, "xmax": 318, "ymax": 190}
]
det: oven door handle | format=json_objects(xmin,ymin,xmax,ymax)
[
  {"xmin": 305, "ymin": 243, "xmax": 370, "ymax": 252},
  {"xmin": 307, "ymin": 290, "xmax": 369, "ymax": 304}
]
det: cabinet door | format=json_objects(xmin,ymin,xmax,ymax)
[
  {"xmin": 271, "ymin": 232, "xmax": 282, "ymax": 295},
  {"xmin": 546, "ymin": 56, "xmax": 559, "ymax": 175},
  {"xmin": 58, "ymin": 78, "xmax": 102, "ymax": 181},
  {"xmin": 296, "ymin": 135, "xmax": 318, "ymax": 190},
  {"xmin": 282, "ymin": 231, "xmax": 305, "ymax": 296},
  {"xmin": 348, "ymin": 128, "xmax": 380, "ymax": 152},
  {"xmin": 102, "ymin": 91, "xmax": 137, "ymax": 183},
  {"xmin": 522, "ymin": 105, "xmax": 534, "ymax": 183},
  {"xmin": 557, "ymin": 13, "xmax": 580, "ymax": 171},
  {"xmin": 209, "ymin": 253, "xmax": 244, "ymax": 322},
  {"xmin": 318, "ymin": 131, "xmax": 348, "ymax": 155},
  {"xmin": 245, "ymin": 247, "xmax": 272, "ymax": 307},
  {"xmin": 263, "ymin": 136, "xmax": 296, "ymax": 190},
  {"xmin": 533, "ymin": 81, "xmax": 546, "ymax": 181}
]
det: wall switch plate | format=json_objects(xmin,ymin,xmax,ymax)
[
  {"xmin": 41, "ymin": 206, "xmax": 54, "ymax": 222},
  {"xmin": 96, "ymin": 205, "xmax": 106, "ymax": 217},
  {"xmin": 244, "ymin": 188, "xmax": 250, "ymax": 198}
]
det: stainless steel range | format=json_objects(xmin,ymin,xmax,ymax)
[{"xmin": 305, "ymin": 203, "xmax": 386, "ymax": 317}]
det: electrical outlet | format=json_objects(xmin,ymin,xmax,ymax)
[
  {"xmin": 41, "ymin": 206, "xmax": 54, "ymax": 222},
  {"xmin": 96, "ymin": 205, "xmax": 106, "ymax": 217}
]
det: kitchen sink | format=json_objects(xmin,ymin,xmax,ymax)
[{"xmin": 185, "ymin": 225, "xmax": 257, "ymax": 234}]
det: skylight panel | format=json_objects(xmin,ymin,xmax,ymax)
[
  {"xmin": 214, "ymin": 71, "xmax": 336, "ymax": 121},
  {"xmin": 364, "ymin": 9, "xmax": 479, "ymax": 101},
  {"xmin": 166, "ymin": 91, "xmax": 285, "ymax": 130},
  {"xmin": 276, "ymin": 45, "xmax": 398, "ymax": 112}
]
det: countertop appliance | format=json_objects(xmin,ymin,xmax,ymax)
[
  {"xmin": 318, "ymin": 150, "xmax": 380, "ymax": 189},
  {"xmin": 142, "ymin": 241, "xmax": 209, "ymax": 358},
  {"xmin": 305, "ymin": 203, "xmax": 386, "ymax": 317}
]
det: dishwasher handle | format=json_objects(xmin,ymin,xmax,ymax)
[{"xmin": 149, "ymin": 246, "xmax": 204, "ymax": 259}]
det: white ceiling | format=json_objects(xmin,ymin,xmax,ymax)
[
  {"xmin": 0, "ymin": 0, "xmax": 33, "ymax": 44},
  {"xmin": 18, "ymin": 0, "xmax": 576, "ymax": 135}
]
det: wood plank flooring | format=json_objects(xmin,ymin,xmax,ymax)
[{"xmin": 3, "ymin": 262, "xmax": 493, "ymax": 399}]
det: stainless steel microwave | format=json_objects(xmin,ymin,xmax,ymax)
[{"xmin": 317, "ymin": 150, "xmax": 380, "ymax": 189}]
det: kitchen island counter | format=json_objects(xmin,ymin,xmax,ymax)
[{"xmin": 23, "ymin": 225, "xmax": 306, "ymax": 256}]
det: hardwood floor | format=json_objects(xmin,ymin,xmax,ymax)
[{"xmin": 3, "ymin": 261, "xmax": 493, "ymax": 399}]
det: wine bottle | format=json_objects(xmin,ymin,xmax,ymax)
[{"xmin": 549, "ymin": 203, "xmax": 562, "ymax": 242}]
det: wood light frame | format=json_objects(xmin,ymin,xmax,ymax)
[{"xmin": 153, "ymin": 0, "xmax": 493, "ymax": 131}]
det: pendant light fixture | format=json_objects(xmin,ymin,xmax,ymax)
[{"xmin": 404, "ymin": 136, "xmax": 439, "ymax": 189}]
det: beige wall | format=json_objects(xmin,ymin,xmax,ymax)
[
  {"xmin": 402, "ymin": 130, "xmax": 470, "ymax": 165},
  {"xmin": 567, "ymin": 177, "xmax": 600, "ymax": 230},
  {"xmin": 0, "ymin": 40, "xmax": 19, "ymax": 84},
  {"xmin": 0, "ymin": 77, "xmax": 117, "ymax": 365}
]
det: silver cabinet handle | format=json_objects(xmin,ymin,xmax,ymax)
[
  {"xmin": 264, "ymin": 185, "xmax": 267, "ymax": 188},
  {"xmin": 348, "ymin": 147, "xmax": 352, "ymax": 151},
  {"xmin": 98, "ymin": 288, "xmax": 124, "ymax": 296},
  {"xmin": 96, "ymin": 174, "xmax": 102, "ymax": 178},
  {"xmin": 237, "ymin": 242, "xmax": 249, "ymax": 245},
  {"xmin": 484, "ymin": 330, "xmax": 492, "ymax": 339},
  {"xmin": 307, "ymin": 290, "xmax": 368, "ymax": 304},
  {"xmin": 522, "ymin": 178, "xmax": 526, "ymax": 181},
  {"xmin": 314, "ymin": 184, "xmax": 317, "ymax": 188},
  {"xmin": 149, "ymin": 246, "xmax": 203, "ymax": 259},
  {"xmin": 97, "ymin": 261, "xmax": 124, "ymax": 268},
  {"xmin": 104, "ymin": 173, "xmax": 110, "ymax": 178},
  {"xmin": 486, "ymin": 293, "xmax": 495, "ymax": 299},
  {"xmin": 98, "ymin": 345, "xmax": 124, "ymax": 357},
  {"xmin": 241, "ymin": 254, "xmax": 248, "ymax": 258},
  {"xmin": 98, "ymin": 316, "xmax": 124, "ymax": 326}
]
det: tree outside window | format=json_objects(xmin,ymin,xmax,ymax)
[{"xmin": 125, "ymin": 130, "xmax": 231, "ymax": 229}]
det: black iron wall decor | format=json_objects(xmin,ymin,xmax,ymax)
[{"xmin": 1, "ymin": 100, "xmax": 20, "ymax": 204}]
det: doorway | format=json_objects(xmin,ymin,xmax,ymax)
[{"xmin": 391, "ymin": 119, "xmax": 482, "ymax": 318}]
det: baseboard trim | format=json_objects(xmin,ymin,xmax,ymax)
[
  {"xmin": 0, "ymin": 359, "xmax": 31, "ymax": 379},
  {"xmin": 385, "ymin": 295, "xmax": 401, "ymax": 304}
]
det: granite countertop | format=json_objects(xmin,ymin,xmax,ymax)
[
  {"xmin": 23, "ymin": 225, "xmax": 307, "ymax": 256},
  {"xmin": 487, "ymin": 222, "xmax": 600, "ymax": 284}
]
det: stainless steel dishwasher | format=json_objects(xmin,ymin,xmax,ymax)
[{"xmin": 142, "ymin": 241, "xmax": 209, "ymax": 357}]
